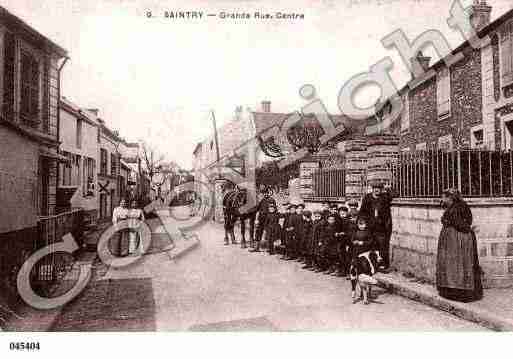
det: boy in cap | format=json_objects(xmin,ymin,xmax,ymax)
[
  {"xmin": 319, "ymin": 213, "xmax": 338, "ymax": 272},
  {"xmin": 264, "ymin": 203, "xmax": 281, "ymax": 255},
  {"xmin": 335, "ymin": 205, "xmax": 352, "ymax": 276},
  {"xmin": 282, "ymin": 204, "xmax": 297, "ymax": 259},
  {"xmin": 300, "ymin": 210, "xmax": 313, "ymax": 264},
  {"xmin": 321, "ymin": 201, "xmax": 330, "ymax": 220},
  {"xmin": 310, "ymin": 210, "xmax": 324, "ymax": 270}
]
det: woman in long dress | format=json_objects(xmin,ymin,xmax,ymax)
[
  {"xmin": 127, "ymin": 199, "xmax": 145, "ymax": 254},
  {"xmin": 436, "ymin": 188, "xmax": 483, "ymax": 302}
]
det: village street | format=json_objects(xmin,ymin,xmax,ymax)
[{"xmin": 30, "ymin": 208, "xmax": 484, "ymax": 331}]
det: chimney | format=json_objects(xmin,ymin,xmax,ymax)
[
  {"xmin": 411, "ymin": 51, "xmax": 431, "ymax": 74},
  {"xmin": 87, "ymin": 108, "xmax": 99, "ymax": 117},
  {"xmin": 469, "ymin": 0, "xmax": 492, "ymax": 31},
  {"xmin": 261, "ymin": 100, "xmax": 271, "ymax": 113},
  {"xmin": 234, "ymin": 105, "xmax": 243, "ymax": 121}
]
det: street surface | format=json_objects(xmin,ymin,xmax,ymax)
[{"xmin": 45, "ymin": 208, "xmax": 487, "ymax": 331}]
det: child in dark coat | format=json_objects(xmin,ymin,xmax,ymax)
[
  {"xmin": 335, "ymin": 206, "xmax": 352, "ymax": 277},
  {"xmin": 264, "ymin": 204, "xmax": 281, "ymax": 255},
  {"xmin": 311, "ymin": 211, "xmax": 324, "ymax": 270},
  {"xmin": 300, "ymin": 210, "xmax": 313, "ymax": 265},
  {"xmin": 319, "ymin": 213, "xmax": 338, "ymax": 272},
  {"xmin": 349, "ymin": 216, "xmax": 377, "ymax": 299},
  {"xmin": 283, "ymin": 204, "xmax": 296, "ymax": 259}
]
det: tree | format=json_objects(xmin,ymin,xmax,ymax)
[{"xmin": 140, "ymin": 141, "xmax": 179, "ymax": 202}]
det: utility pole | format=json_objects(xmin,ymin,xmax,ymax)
[{"xmin": 211, "ymin": 110, "xmax": 221, "ymax": 178}]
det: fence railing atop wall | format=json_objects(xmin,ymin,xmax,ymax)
[
  {"xmin": 390, "ymin": 149, "xmax": 513, "ymax": 198},
  {"xmin": 312, "ymin": 168, "xmax": 345, "ymax": 199}
]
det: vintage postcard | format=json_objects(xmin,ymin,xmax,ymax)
[{"xmin": 1, "ymin": 0, "xmax": 513, "ymax": 357}]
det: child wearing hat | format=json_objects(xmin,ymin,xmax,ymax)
[
  {"xmin": 310, "ymin": 210, "xmax": 324, "ymax": 270},
  {"xmin": 264, "ymin": 204, "xmax": 281, "ymax": 255},
  {"xmin": 335, "ymin": 205, "xmax": 352, "ymax": 276},
  {"xmin": 319, "ymin": 213, "xmax": 338, "ymax": 272},
  {"xmin": 300, "ymin": 210, "xmax": 313, "ymax": 264},
  {"xmin": 282, "ymin": 204, "xmax": 297, "ymax": 259}
]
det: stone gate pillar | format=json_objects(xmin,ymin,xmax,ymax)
[
  {"xmin": 343, "ymin": 138, "xmax": 367, "ymax": 200},
  {"xmin": 366, "ymin": 134, "xmax": 399, "ymax": 187}
]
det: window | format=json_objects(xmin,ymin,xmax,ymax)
[
  {"xmin": 471, "ymin": 126, "xmax": 485, "ymax": 149},
  {"xmin": 110, "ymin": 153, "xmax": 117, "ymax": 176},
  {"xmin": 61, "ymin": 151, "xmax": 72, "ymax": 186},
  {"xmin": 20, "ymin": 50, "xmax": 40, "ymax": 123},
  {"xmin": 401, "ymin": 93, "xmax": 410, "ymax": 132},
  {"xmin": 437, "ymin": 67, "xmax": 451, "ymax": 118},
  {"xmin": 438, "ymin": 135, "xmax": 453, "ymax": 151},
  {"xmin": 401, "ymin": 147, "xmax": 411, "ymax": 153},
  {"xmin": 500, "ymin": 21, "xmax": 513, "ymax": 87},
  {"xmin": 416, "ymin": 142, "xmax": 427, "ymax": 151},
  {"xmin": 83, "ymin": 157, "xmax": 96, "ymax": 197},
  {"xmin": 76, "ymin": 119, "xmax": 82, "ymax": 149},
  {"xmin": 100, "ymin": 149, "xmax": 108, "ymax": 175}
]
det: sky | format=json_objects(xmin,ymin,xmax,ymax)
[{"xmin": 3, "ymin": 0, "xmax": 512, "ymax": 168}]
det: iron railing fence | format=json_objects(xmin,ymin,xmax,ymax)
[
  {"xmin": 390, "ymin": 149, "xmax": 513, "ymax": 198},
  {"xmin": 33, "ymin": 209, "xmax": 84, "ymax": 283},
  {"xmin": 312, "ymin": 168, "xmax": 345, "ymax": 199}
]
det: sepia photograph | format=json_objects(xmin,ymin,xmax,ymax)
[{"xmin": 1, "ymin": 0, "xmax": 513, "ymax": 357}]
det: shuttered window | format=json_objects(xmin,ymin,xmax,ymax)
[
  {"xmin": 401, "ymin": 93, "xmax": 409, "ymax": 131},
  {"xmin": 501, "ymin": 21, "xmax": 513, "ymax": 87},
  {"xmin": 2, "ymin": 31, "xmax": 16, "ymax": 120},
  {"xmin": 20, "ymin": 50, "xmax": 40, "ymax": 123},
  {"xmin": 437, "ymin": 67, "xmax": 451, "ymax": 118}
]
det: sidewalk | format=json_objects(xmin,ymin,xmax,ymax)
[
  {"xmin": 375, "ymin": 271, "xmax": 513, "ymax": 331},
  {"xmin": 1, "ymin": 210, "xmax": 198, "ymax": 331}
]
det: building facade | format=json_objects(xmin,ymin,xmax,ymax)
[
  {"xmin": 0, "ymin": 6, "xmax": 69, "ymax": 296},
  {"xmin": 58, "ymin": 97, "xmax": 99, "ymax": 219},
  {"xmin": 97, "ymin": 119, "xmax": 122, "ymax": 221}
]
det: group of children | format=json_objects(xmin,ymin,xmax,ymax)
[
  {"xmin": 262, "ymin": 200, "xmax": 378, "ymax": 281},
  {"xmin": 257, "ymin": 199, "xmax": 383, "ymax": 304}
]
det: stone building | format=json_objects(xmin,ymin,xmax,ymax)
[{"xmin": 0, "ymin": 6, "xmax": 69, "ymax": 296}]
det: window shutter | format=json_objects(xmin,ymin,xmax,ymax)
[
  {"xmin": 42, "ymin": 56, "xmax": 50, "ymax": 132},
  {"xmin": 2, "ymin": 31, "xmax": 16, "ymax": 121},
  {"xmin": 501, "ymin": 22, "xmax": 513, "ymax": 85},
  {"xmin": 401, "ymin": 94, "xmax": 409, "ymax": 131},
  {"xmin": 437, "ymin": 68, "xmax": 451, "ymax": 117}
]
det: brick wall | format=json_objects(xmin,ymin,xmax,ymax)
[{"xmin": 400, "ymin": 47, "xmax": 483, "ymax": 150}]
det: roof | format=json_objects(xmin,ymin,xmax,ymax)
[
  {"xmin": 59, "ymin": 97, "xmax": 98, "ymax": 127},
  {"xmin": 0, "ymin": 6, "xmax": 67, "ymax": 57},
  {"xmin": 251, "ymin": 111, "xmax": 368, "ymax": 145},
  {"xmin": 395, "ymin": 6, "xmax": 513, "ymax": 97}
]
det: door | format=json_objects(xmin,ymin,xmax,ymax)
[
  {"xmin": 39, "ymin": 158, "xmax": 50, "ymax": 216},
  {"xmin": 100, "ymin": 193, "xmax": 107, "ymax": 219}
]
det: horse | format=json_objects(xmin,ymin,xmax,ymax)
[{"xmin": 222, "ymin": 187, "xmax": 258, "ymax": 248}]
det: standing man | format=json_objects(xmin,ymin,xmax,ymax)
[
  {"xmin": 251, "ymin": 187, "xmax": 276, "ymax": 252},
  {"xmin": 360, "ymin": 182, "xmax": 394, "ymax": 271}
]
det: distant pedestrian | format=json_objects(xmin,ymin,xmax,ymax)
[
  {"xmin": 112, "ymin": 199, "xmax": 129, "ymax": 256},
  {"xmin": 436, "ymin": 188, "xmax": 483, "ymax": 302},
  {"xmin": 252, "ymin": 187, "xmax": 276, "ymax": 252}
]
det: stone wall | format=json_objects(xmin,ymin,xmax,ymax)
[{"xmin": 391, "ymin": 198, "xmax": 513, "ymax": 288}]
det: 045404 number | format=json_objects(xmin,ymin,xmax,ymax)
[{"xmin": 10, "ymin": 342, "xmax": 40, "ymax": 351}]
